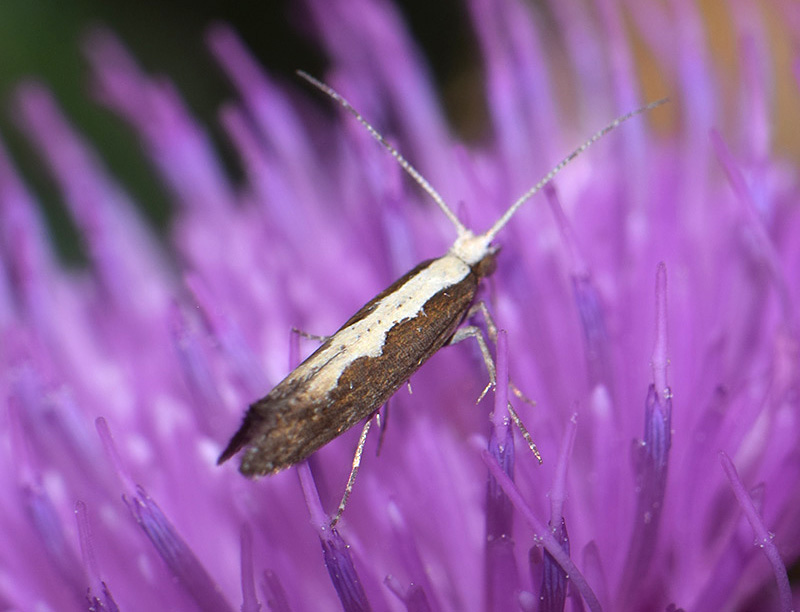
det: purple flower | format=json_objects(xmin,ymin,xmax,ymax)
[{"xmin": 1, "ymin": 0, "xmax": 798, "ymax": 610}]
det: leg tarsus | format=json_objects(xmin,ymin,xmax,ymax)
[{"xmin": 507, "ymin": 404, "xmax": 542, "ymax": 463}]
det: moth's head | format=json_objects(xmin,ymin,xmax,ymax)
[
  {"xmin": 450, "ymin": 230, "xmax": 500, "ymax": 278},
  {"xmin": 451, "ymin": 230, "xmax": 492, "ymax": 263}
]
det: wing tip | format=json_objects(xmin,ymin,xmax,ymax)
[{"xmin": 217, "ymin": 417, "xmax": 253, "ymax": 465}]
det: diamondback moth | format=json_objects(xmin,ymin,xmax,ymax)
[{"xmin": 218, "ymin": 72, "xmax": 664, "ymax": 509}]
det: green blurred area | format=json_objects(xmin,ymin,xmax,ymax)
[
  {"xmin": 0, "ymin": 1, "xmax": 311, "ymax": 261},
  {"xmin": 1, "ymin": 1, "xmax": 798, "ymax": 267},
  {"xmin": 0, "ymin": 0, "xmax": 474, "ymax": 263}
]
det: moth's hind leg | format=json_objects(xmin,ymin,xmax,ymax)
[
  {"xmin": 331, "ymin": 415, "xmax": 375, "ymax": 527},
  {"xmin": 291, "ymin": 326, "xmax": 331, "ymax": 343},
  {"xmin": 449, "ymin": 302, "xmax": 542, "ymax": 463}
]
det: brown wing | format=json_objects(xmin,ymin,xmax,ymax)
[{"xmin": 218, "ymin": 258, "xmax": 480, "ymax": 476}]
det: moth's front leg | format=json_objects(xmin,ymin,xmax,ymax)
[{"xmin": 449, "ymin": 302, "xmax": 542, "ymax": 463}]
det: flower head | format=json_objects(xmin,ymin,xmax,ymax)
[{"xmin": 1, "ymin": 0, "xmax": 799, "ymax": 610}]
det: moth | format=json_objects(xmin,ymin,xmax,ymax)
[{"xmin": 219, "ymin": 71, "xmax": 663, "ymax": 484}]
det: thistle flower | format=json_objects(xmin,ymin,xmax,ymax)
[{"xmin": 1, "ymin": 0, "xmax": 798, "ymax": 610}]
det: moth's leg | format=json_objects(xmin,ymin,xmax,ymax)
[
  {"xmin": 375, "ymin": 402, "xmax": 390, "ymax": 457},
  {"xmin": 465, "ymin": 302, "xmax": 535, "ymax": 408},
  {"xmin": 506, "ymin": 405, "xmax": 542, "ymax": 463},
  {"xmin": 290, "ymin": 327, "xmax": 330, "ymax": 343},
  {"xmin": 449, "ymin": 325, "xmax": 496, "ymax": 402},
  {"xmin": 331, "ymin": 415, "xmax": 374, "ymax": 527},
  {"xmin": 450, "ymin": 306, "xmax": 542, "ymax": 463},
  {"xmin": 466, "ymin": 301, "xmax": 499, "ymax": 340}
]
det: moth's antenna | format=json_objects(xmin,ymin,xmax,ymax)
[
  {"xmin": 296, "ymin": 70, "xmax": 469, "ymax": 237},
  {"xmin": 483, "ymin": 97, "xmax": 668, "ymax": 242}
]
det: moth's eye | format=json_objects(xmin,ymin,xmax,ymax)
[{"xmin": 475, "ymin": 250, "xmax": 498, "ymax": 278}]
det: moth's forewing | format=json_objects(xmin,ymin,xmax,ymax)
[{"xmin": 219, "ymin": 255, "xmax": 489, "ymax": 476}]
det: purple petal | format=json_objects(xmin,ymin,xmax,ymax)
[{"xmin": 125, "ymin": 487, "xmax": 233, "ymax": 612}]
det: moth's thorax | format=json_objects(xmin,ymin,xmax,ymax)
[{"xmin": 450, "ymin": 231, "xmax": 498, "ymax": 278}]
